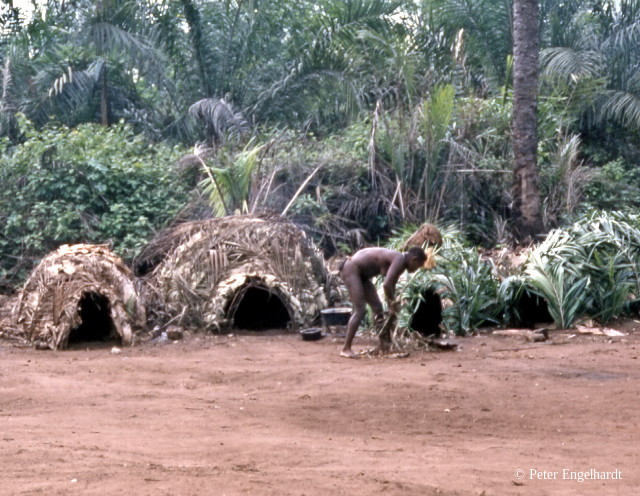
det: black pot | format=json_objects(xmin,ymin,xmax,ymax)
[
  {"xmin": 300, "ymin": 328, "xmax": 323, "ymax": 341},
  {"xmin": 320, "ymin": 307, "xmax": 351, "ymax": 326}
]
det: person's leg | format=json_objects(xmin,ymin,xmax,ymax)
[
  {"xmin": 341, "ymin": 263, "xmax": 366, "ymax": 358},
  {"xmin": 362, "ymin": 279, "xmax": 384, "ymax": 319},
  {"xmin": 363, "ymin": 280, "xmax": 391, "ymax": 351}
]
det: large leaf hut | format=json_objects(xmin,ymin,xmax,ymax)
[
  {"xmin": 12, "ymin": 244, "xmax": 146, "ymax": 350},
  {"xmin": 138, "ymin": 215, "xmax": 330, "ymax": 331}
]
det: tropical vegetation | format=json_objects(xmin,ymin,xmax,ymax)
[{"xmin": 1, "ymin": 0, "xmax": 640, "ymax": 333}]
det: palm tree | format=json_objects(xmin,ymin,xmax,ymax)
[
  {"xmin": 0, "ymin": 56, "xmax": 19, "ymax": 141},
  {"xmin": 252, "ymin": 0, "xmax": 403, "ymax": 128},
  {"xmin": 179, "ymin": 0, "xmax": 215, "ymax": 98},
  {"xmin": 152, "ymin": 0, "xmax": 321, "ymax": 138},
  {"xmin": 541, "ymin": 0, "xmax": 640, "ymax": 131},
  {"xmin": 1, "ymin": 2, "xmax": 31, "ymax": 141},
  {"xmin": 7, "ymin": 0, "xmax": 163, "ymax": 128},
  {"xmin": 512, "ymin": 0, "xmax": 545, "ymax": 242},
  {"xmin": 430, "ymin": 0, "xmax": 514, "ymax": 93}
]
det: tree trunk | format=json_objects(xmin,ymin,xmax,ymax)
[
  {"xmin": 100, "ymin": 62, "xmax": 110, "ymax": 126},
  {"xmin": 511, "ymin": 0, "xmax": 544, "ymax": 244},
  {"xmin": 181, "ymin": 0, "xmax": 214, "ymax": 97}
]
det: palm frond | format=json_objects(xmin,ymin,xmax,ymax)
[
  {"xmin": 325, "ymin": 0, "xmax": 401, "ymax": 29},
  {"xmin": 525, "ymin": 250, "xmax": 589, "ymax": 329},
  {"xmin": 47, "ymin": 59, "xmax": 103, "ymax": 102},
  {"xmin": 603, "ymin": 11, "xmax": 640, "ymax": 51},
  {"xmin": 432, "ymin": 0, "xmax": 513, "ymax": 84},
  {"xmin": 253, "ymin": 0, "xmax": 401, "ymax": 125},
  {"xmin": 189, "ymin": 98, "xmax": 249, "ymax": 147},
  {"xmin": 595, "ymin": 88, "xmax": 640, "ymax": 128},
  {"xmin": 199, "ymin": 140, "xmax": 265, "ymax": 217},
  {"xmin": 522, "ymin": 211, "xmax": 640, "ymax": 327},
  {"xmin": 541, "ymin": 46, "xmax": 602, "ymax": 80},
  {"xmin": 39, "ymin": 59, "xmax": 110, "ymax": 121}
]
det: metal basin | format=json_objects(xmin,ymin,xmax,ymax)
[
  {"xmin": 300, "ymin": 328, "xmax": 323, "ymax": 341},
  {"xmin": 320, "ymin": 307, "xmax": 351, "ymax": 326}
]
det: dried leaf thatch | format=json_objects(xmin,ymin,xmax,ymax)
[
  {"xmin": 142, "ymin": 215, "xmax": 330, "ymax": 331},
  {"xmin": 12, "ymin": 244, "xmax": 146, "ymax": 350},
  {"xmin": 402, "ymin": 223, "xmax": 443, "ymax": 250}
]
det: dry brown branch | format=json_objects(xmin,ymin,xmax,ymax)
[{"xmin": 281, "ymin": 164, "xmax": 323, "ymax": 217}]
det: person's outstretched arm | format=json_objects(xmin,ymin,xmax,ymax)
[{"xmin": 382, "ymin": 253, "xmax": 405, "ymax": 312}]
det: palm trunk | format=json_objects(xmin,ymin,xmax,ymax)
[
  {"xmin": 100, "ymin": 62, "xmax": 110, "ymax": 126},
  {"xmin": 221, "ymin": 0, "xmax": 244, "ymax": 95},
  {"xmin": 511, "ymin": 0, "xmax": 544, "ymax": 243},
  {"xmin": 181, "ymin": 0, "xmax": 214, "ymax": 97}
]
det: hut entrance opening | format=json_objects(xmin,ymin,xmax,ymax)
[
  {"xmin": 510, "ymin": 290, "xmax": 553, "ymax": 328},
  {"xmin": 409, "ymin": 289, "xmax": 443, "ymax": 337},
  {"xmin": 228, "ymin": 283, "xmax": 291, "ymax": 331},
  {"xmin": 68, "ymin": 292, "xmax": 118, "ymax": 344}
]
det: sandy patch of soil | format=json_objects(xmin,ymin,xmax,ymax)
[{"xmin": 1, "ymin": 319, "xmax": 639, "ymax": 495}]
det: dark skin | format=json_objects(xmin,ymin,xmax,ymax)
[{"xmin": 339, "ymin": 248, "xmax": 425, "ymax": 358}]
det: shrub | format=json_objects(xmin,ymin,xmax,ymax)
[
  {"xmin": 0, "ymin": 118, "xmax": 188, "ymax": 289},
  {"xmin": 393, "ymin": 211, "xmax": 640, "ymax": 336},
  {"xmin": 583, "ymin": 158, "xmax": 640, "ymax": 211},
  {"xmin": 397, "ymin": 226, "xmax": 503, "ymax": 336},
  {"xmin": 522, "ymin": 211, "xmax": 640, "ymax": 328}
]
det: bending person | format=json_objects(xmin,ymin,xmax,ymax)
[{"xmin": 339, "ymin": 247, "xmax": 427, "ymax": 358}]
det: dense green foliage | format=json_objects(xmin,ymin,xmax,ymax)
[
  {"xmin": 388, "ymin": 212, "xmax": 640, "ymax": 335},
  {"xmin": 0, "ymin": 119, "xmax": 188, "ymax": 288},
  {"xmin": 398, "ymin": 227, "xmax": 503, "ymax": 336},
  {"xmin": 1, "ymin": 0, "xmax": 640, "ymax": 332},
  {"xmin": 2, "ymin": 1, "xmax": 637, "ymax": 144},
  {"xmin": 523, "ymin": 211, "xmax": 640, "ymax": 327}
]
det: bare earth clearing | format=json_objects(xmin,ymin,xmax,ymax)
[{"xmin": 1, "ymin": 321, "xmax": 639, "ymax": 496}]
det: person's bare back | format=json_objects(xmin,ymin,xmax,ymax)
[{"xmin": 349, "ymin": 248, "xmax": 402, "ymax": 278}]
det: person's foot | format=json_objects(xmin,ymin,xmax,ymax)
[{"xmin": 340, "ymin": 349, "xmax": 358, "ymax": 359}]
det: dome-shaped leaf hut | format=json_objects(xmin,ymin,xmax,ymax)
[
  {"xmin": 12, "ymin": 244, "xmax": 146, "ymax": 350},
  {"xmin": 137, "ymin": 215, "xmax": 330, "ymax": 331}
]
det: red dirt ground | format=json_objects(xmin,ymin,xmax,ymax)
[{"xmin": 1, "ymin": 321, "xmax": 639, "ymax": 496}]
